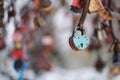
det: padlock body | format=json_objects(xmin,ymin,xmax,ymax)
[
  {"xmin": 98, "ymin": 8, "xmax": 113, "ymax": 20},
  {"xmin": 73, "ymin": 33, "xmax": 89, "ymax": 50},
  {"xmin": 71, "ymin": 0, "xmax": 85, "ymax": 13},
  {"xmin": 14, "ymin": 59, "xmax": 27, "ymax": 72},
  {"xmin": 69, "ymin": 37, "xmax": 78, "ymax": 50},
  {"xmin": 89, "ymin": 0, "xmax": 104, "ymax": 13}
]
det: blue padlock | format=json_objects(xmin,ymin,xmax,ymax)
[
  {"xmin": 71, "ymin": 27, "xmax": 89, "ymax": 50},
  {"xmin": 14, "ymin": 59, "xmax": 27, "ymax": 80}
]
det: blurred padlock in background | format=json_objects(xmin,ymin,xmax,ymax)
[{"xmin": 0, "ymin": 0, "xmax": 120, "ymax": 80}]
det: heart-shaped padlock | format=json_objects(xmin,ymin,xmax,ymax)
[
  {"xmin": 69, "ymin": 0, "xmax": 90, "ymax": 50},
  {"xmin": 69, "ymin": 27, "xmax": 89, "ymax": 50}
]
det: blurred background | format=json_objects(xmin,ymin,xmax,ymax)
[{"xmin": 0, "ymin": 0, "xmax": 120, "ymax": 80}]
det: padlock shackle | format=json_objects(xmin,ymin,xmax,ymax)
[
  {"xmin": 73, "ymin": 27, "xmax": 84, "ymax": 36},
  {"xmin": 78, "ymin": 0, "xmax": 90, "ymax": 29}
]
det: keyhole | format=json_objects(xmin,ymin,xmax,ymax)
[{"xmin": 81, "ymin": 43, "xmax": 83, "ymax": 47}]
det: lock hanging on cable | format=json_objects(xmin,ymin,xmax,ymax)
[
  {"xmin": 88, "ymin": 0, "xmax": 104, "ymax": 13},
  {"xmin": 69, "ymin": 0, "xmax": 90, "ymax": 51},
  {"xmin": 98, "ymin": 8, "xmax": 113, "ymax": 20},
  {"xmin": 69, "ymin": 27, "xmax": 89, "ymax": 50},
  {"xmin": 70, "ymin": 0, "xmax": 85, "ymax": 13}
]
